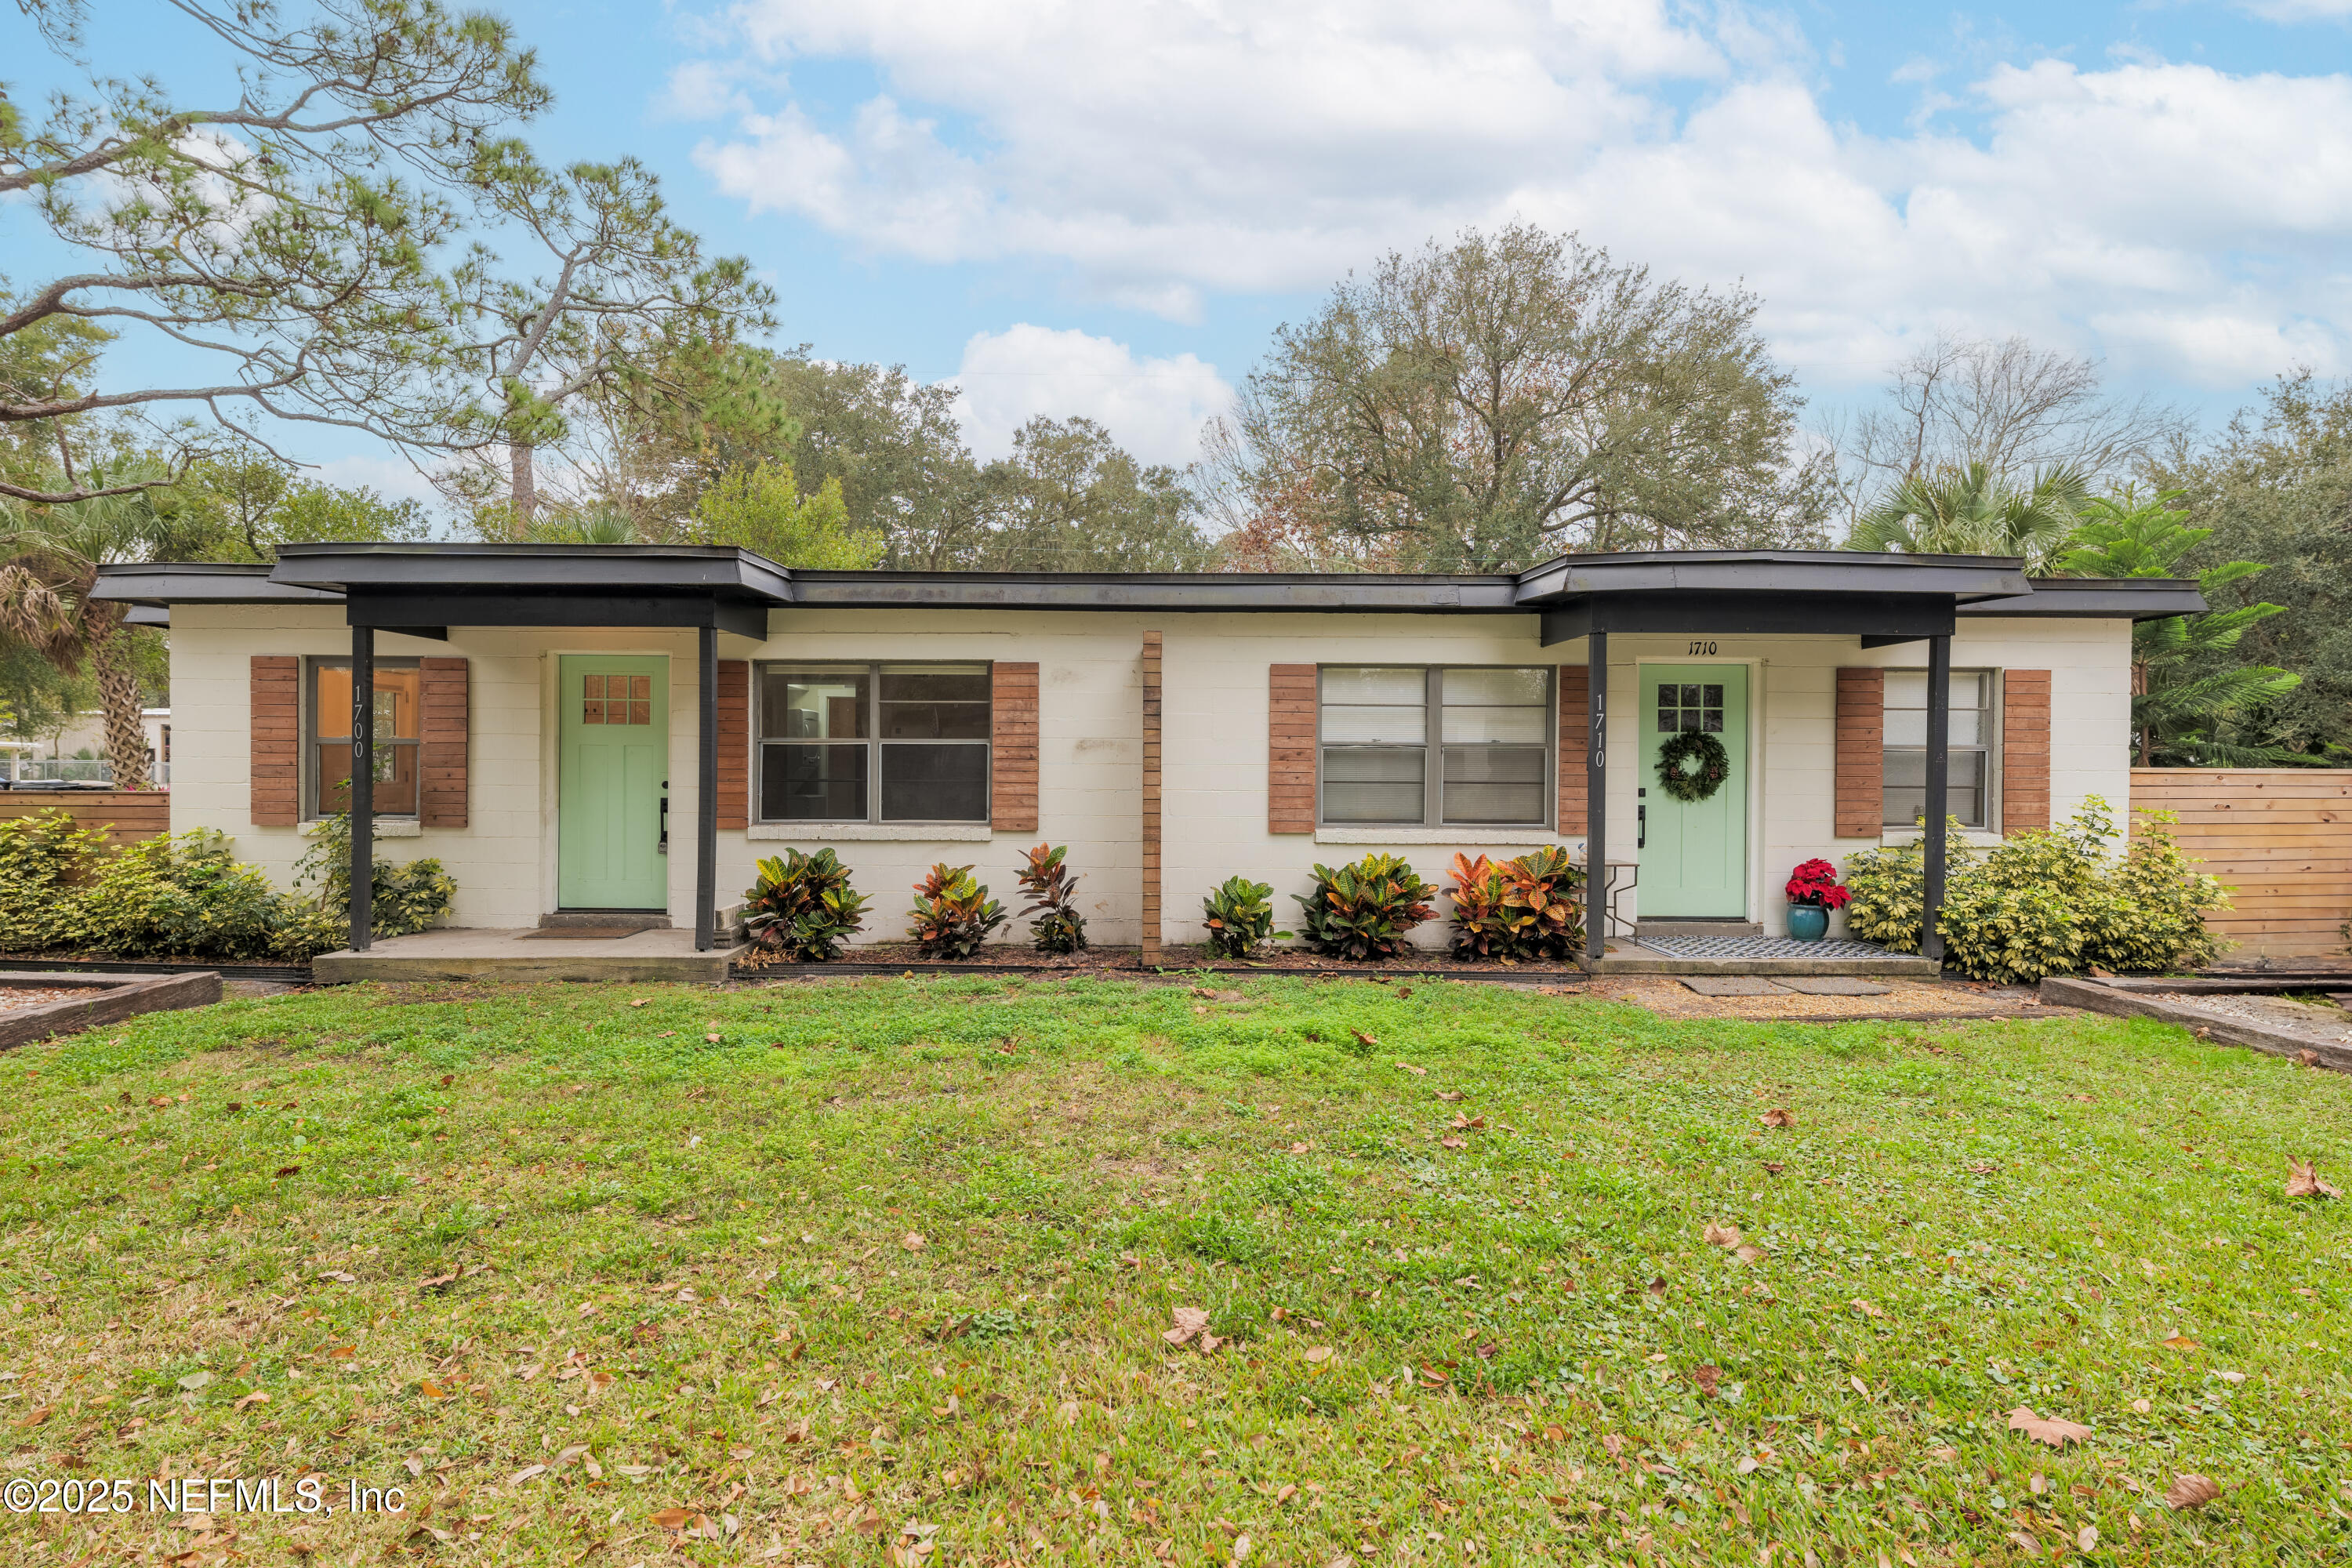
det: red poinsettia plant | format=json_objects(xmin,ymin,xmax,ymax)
[{"xmin": 1784, "ymin": 858, "xmax": 1852, "ymax": 909}]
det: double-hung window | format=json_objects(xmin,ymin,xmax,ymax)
[
  {"xmin": 757, "ymin": 663, "xmax": 992, "ymax": 824},
  {"xmin": 1318, "ymin": 666, "xmax": 1552, "ymax": 828},
  {"xmin": 307, "ymin": 658, "xmax": 421, "ymax": 818},
  {"xmin": 1882, "ymin": 669, "xmax": 1994, "ymax": 829}
]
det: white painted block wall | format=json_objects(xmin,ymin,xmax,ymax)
[{"xmin": 165, "ymin": 606, "xmax": 2129, "ymax": 948}]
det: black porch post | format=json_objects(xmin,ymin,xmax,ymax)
[
  {"xmin": 348, "ymin": 622, "xmax": 375, "ymax": 953},
  {"xmin": 1921, "ymin": 633, "xmax": 1951, "ymax": 964},
  {"xmin": 1584, "ymin": 631, "xmax": 1608, "ymax": 964},
  {"xmin": 695, "ymin": 623, "xmax": 718, "ymax": 953}
]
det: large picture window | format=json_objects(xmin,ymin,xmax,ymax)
[
  {"xmin": 1882, "ymin": 669, "xmax": 1994, "ymax": 829},
  {"xmin": 1319, "ymin": 666, "xmax": 1551, "ymax": 828},
  {"xmin": 308, "ymin": 658, "xmax": 421, "ymax": 818},
  {"xmin": 757, "ymin": 663, "xmax": 991, "ymax": 824}
]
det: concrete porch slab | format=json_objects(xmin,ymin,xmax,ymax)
[
  {"xmin": 1776, "ymin": 977, "xmax": 1896, "ymax": 996},
  {"xmin": 312, "ymin": 927, "xmax": 743, "ymax": 985},
  {"xmin": 1678, "ymin": 976, "xmax": 1783, "ymax": 996},
  {"xmin": 1590, "ymin": 939, "xmax": 1940, "ymax": 978}
]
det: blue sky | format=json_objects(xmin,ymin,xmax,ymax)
[{"xmin": 13, "ymin": 0, "xmax": 2352, "ymax": 495}]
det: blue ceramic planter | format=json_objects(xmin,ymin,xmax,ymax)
[{"xmin": 1786, "ymin": 903, "xmax": 1830, "ymax": 942}]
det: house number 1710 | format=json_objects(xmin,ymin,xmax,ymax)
[{"xmin": 1686, "ymin": 640, "xmax": 1719, "ymax": 655}]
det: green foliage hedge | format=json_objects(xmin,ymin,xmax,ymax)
[
  {"xmin": 0, "ymin": 808, "xmax": 454, "ymax": 963},
  {"xmin": 1843, "ymin": 797, "xmax": 2225, "ymax": 983}
]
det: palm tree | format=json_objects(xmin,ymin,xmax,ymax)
[
  {"xmin": 1846, "ymin": 461, "xmax": 2091, "ymax": 572},
  {"xmin": 0, "ymin": 459, "xmax": 175, "ymax": 789},
  {"xmin": 2059, "ymin": 488, "xmax": 2309, "ymax": 767}
]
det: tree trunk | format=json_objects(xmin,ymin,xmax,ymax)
[
  {"xmin": 85, "ymin": 608, "xmax": 151, "ymax": 790},
  {"xmin": 510, "ymin": 441, "xmax": 537, "ymax": 535}
]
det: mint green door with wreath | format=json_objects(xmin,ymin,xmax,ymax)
[{"xmin": 1639, "ymin": 664, "xmax": 1748, "ymax": 918}]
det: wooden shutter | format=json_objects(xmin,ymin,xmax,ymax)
[
  {"xmin": 1269, "ymin": 663, "xmax": 1316, "ymax": 833},
  {"xmin": 1835, "ymin": 667, "xmax": 1884, "ymax": 838},
  {"xmin": 1556, "ymin": 665, "xmax": 1589, "ymax": 834},
  {"xmin": 990, "ymin": 662, "xmax": 1038, "ymax": 833},
  {"xmin": 418, "ymin": 657, "xmax": 470, "ymax": 829},
  {"xmin": 716, "ymin": 659, "xmax": 750, "ymax": 831},
  {"xmin": 250, "ymin": 655, "xmax": 299, "ymax": 826},
  {"xmin": 2002, "ymin": 670, "xmax": 2052, "ymax": 834}
]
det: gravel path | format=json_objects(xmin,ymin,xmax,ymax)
[{"xmin": 2148, "ymin": 990, "xmax": 2352, "ymax": 1045}]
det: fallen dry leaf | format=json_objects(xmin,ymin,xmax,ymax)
[
  {"xmin": 1436, "ymin": 1089, "xmax": 1465, "ymax": 1102},
  {"xmin": 1392, "ymin": 1058, "xmax": 1425, "ymax": 1076},
  {"xmin": 651, "ymin": 1508, "xmax": 691, "ymax": 1530},
  {"xmin": 1733, "ymin": 1244, "xmax": 1764, "ymax": 1264},
  {"xmin": 1304, "ymin": 1346, "xmax": 1334, "ymax": 1363},
  {"xmin": 628, "ymin": 999, "xmax": 649, "ymax": 1008},
  {"xmin": 1760, "ymin": 1108, "xmax": 1795, "ymax": 1128},
  {"xmin": 2285, "ymin": 1159, "xmax": 2341, "ymax": 1200},
  {"xmin": 2163, "ymin": 1474, "xmax": 2220, "ymax": 1511},
  {"xmin": 273, "ymin": 1164, "xmax": 301, "ymax": 1178},
  {"xmin": 1439, "ymin": 1137, "xmax": 1467, "ymax": 1150},
  {"xmin": 177, "ymin": 1370, "xmax": 214, "ymax": 1391},
  {"xmin": 2161, "ymin": 1334, "xmax": 2201, "ymax": 1352},
  {"xmin": 1849, "ymin": 1298, "xmax": 1884, "ymax": 1318},
  {"xmin": 2007, "ymin": 1406, "xmax": 2093, "ymax": 1448},
  {"xmin": 1702, "ymin": 1222, "xmax": 1744, "ymax": 1249},
  {"xmin": 1163, "ymin": 1306, "xmax": 1212, "ymax": 1346},
  {"xmin": 2131, "ymin": 1397, "xmax": 2153, "ymax": 1414},
  {"xmin": 1692, "ymin": 1364, "xmax": 1720, "ymax": 1397},
  {"xmin": 902, "ymin": 1231, "xmax": 927, "ymax": 1252}
]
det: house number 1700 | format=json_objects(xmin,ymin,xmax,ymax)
[{"xmin": 1686, "ymin": 640, "xmax": 1719, "ymax": 655}]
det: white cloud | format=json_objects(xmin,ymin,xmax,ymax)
[
  {"xmin": 690, "ymin": 0, "xmax": 2352, "ymax": 390},
  {"xmin": 312, "ymin": 454, "xmax": 439, "ymax": 504},
  {"xmin": 2234, "ymin": 0, "xmax": 2352, "ymax": 20},
  {"xmin": 946, "ymin": 325, "xmax": 1233, "ymax": 466}
]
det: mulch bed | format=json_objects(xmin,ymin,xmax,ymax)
[
  {"xmin": 736, "ymin": 941, "xmax": 1587, "ymax": 981},
  {"xmin": 0, "ymin": 953, "xmax": 314, "ymax": 983}
]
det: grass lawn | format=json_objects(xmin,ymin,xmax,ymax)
[{"xmin": 2, "ymin": 975, "xmax": 2348, "ymax": 1566}]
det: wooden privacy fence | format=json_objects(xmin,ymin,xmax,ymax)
[
  {"xmin": 2131, "ymin": 768, "xmax": 2352, "ymax": 959},
  {"xmin": 0, "ymin": 789, "xmax": 172, "ymax": 848}
]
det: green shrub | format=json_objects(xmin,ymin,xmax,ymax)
[
  {"xmin": 1843, "ymin": 797, "xmax": 2229, "ymax": 983},
  {"xmin": 1201, "ymin": 875, "xmax": 1288, "ymax": 958},
  {"xmin": 2088, "ymin": 810, "xmax": 2227, "ymax": 974},
  {"xmin": 740, "ymin": 848, "xmax": 870, "ymax": 961},
  {"xmin": 1014, "ymin": 842, "xmax": 1087, "ymax": 954},
  {"xmin": 1294, "ymin": 853, "xmax": 1436, "ymax": 962},
  {"xmin": 1444, "ymin": 848, "xmax": 1584, "ymax": 962},
  {"xmin": 294, "ymin": 814, "xmax": 458, "ymax": 939},
  {"xmin": 56, "ymin": 829, "xmax": 347, "ymax": 961},
  {"xmin": 906, "ymin": 864, "xmax": 1007, "ymax": 959},
  {"xmin": 0, "ymin": 810, "xmax": 107, "ymax": 953}
]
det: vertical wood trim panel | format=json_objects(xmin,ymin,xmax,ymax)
[
  {"xmin": 1269, "ymin": 663, "xmax": 1317, "ymax": 833},
  {"xmin": 1556, "ymin": 665, "xmax": 1588, "ymax": 834},
  {"xmin": 250, "ymin": 655, "xmax": 299, "ymax": 826},
  {"xmin": 419, "ymin": 656, "xmax": 470, "ymax": 829},
  {"xmin": 990, "ymin": 662, "xmax": 1039, "ymax": 833},
  {"xmin": 1835, "ymin": 667, "xmax": 1884, "ymax": 839},
  {"xmin": 1141, "ymin": 633, "xmax": 1163, "ymax": 962},
  {"xmin": 715, "ymin": 659, "xmax": 750, "ymax": 832},
  {"xmin": 2001, "ymin": 670, "xmax": 2051, "ymax": 836}
]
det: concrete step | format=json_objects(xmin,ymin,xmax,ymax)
[
  {"xmin": 538, "ymin": 910, "xmax": 671, "ymax": 932},
  {"xmin": 1636, "ymin": 919, "xmax": 1763, "ymax": 938},
  {"xmin": 1592, "ymin": 950, "xmax": 1940, "ymax": 977}
]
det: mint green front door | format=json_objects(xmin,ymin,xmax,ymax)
[
  {"xmin": 1639, "ymin": 665, "xmax": 1748, "ymax": 918},
  {"xmin": 558, "ymin": 655, "xmax": 669, "ymax": 910}
]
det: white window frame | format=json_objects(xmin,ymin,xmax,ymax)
[
  {"xmin": 303, "ymin": 655, "xmax": 422, "ymax": 822},
  {"xmin": 1316, "ymin": 665, "xmax": 1555, "ymax": 831},
  {"xmin": 1880, "ymin": 666, "xmax": 2000, "ymax": 831},
  {"xmin": 754, "ymin": 661, "xmax": 993, "ymax": 826}
]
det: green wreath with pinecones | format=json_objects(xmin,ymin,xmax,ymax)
[{"xmin": 1655, "ymin": 729, "xmax": 1731, "ymax": 803}]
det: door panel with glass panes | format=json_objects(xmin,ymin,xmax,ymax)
[{"xmin": 1638, "ymin": 665, "xmax": 1748, "ymax": 918}]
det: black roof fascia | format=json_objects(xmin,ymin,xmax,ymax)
[
  {"xmin": 1958, "ymin": 578, "xmax": 2206, "ymax": 620},
  {"xmin": 269, "ymin": 542, "xmax": 795, "ymax": 604},
  {"xmin": 786, "ymin": 570, "xmax": 1523, "ymax": 612},
  {"xmin": 89, "ymin": 562, "xmax": 343, "ymax": 606},
  {"xmin": 1510, "ymin": 549, "xmax": 2031, "ymax": 604}
]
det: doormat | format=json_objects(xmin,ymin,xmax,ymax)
[{"xmin": 517, "ymin": 927, "xmax": 649, "ymax": 942}]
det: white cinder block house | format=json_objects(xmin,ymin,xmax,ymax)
[{"xmin": 94, "ymin": 544, "xmax": 2199, "ymax": 963}]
